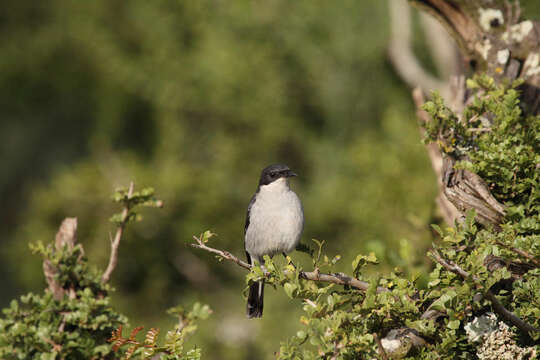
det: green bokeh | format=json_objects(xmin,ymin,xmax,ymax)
[{"xmin": 0, "ymin": 1, "xmax": 538, "ymax": 359}]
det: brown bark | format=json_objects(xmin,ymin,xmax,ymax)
[
  {"xmin": 403, "ymin": 0, "xmax": 540, "ymax": 227},
  {"xmin": 44, "ymin": 218, "xmax": 78, "ymax": 300},
  {"xmin": 410, "ymin": 0, "xmax": 540, "ymax": 115}
]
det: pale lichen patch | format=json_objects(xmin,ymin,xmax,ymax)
[
  {"xmin": 496, "ymin": 49, "xmax": 510, "ymax": 64},
  {"xmin": 478, "ymin": 8, "xmax": 504, "ymax": 31},
  {"xmin": 524, "ymin": 53, "xmax": 540, "ymax": 77},
  {"xmin": 502, "ymin": 20, "xmax": 534, "ymax": 43},
  {"xmin": 464, "ymin": 313, "xmax": 498, "ymax": 343},
  {"xmin": 464, "ymin": 313, "xmax": 537, "ymax": 360},
  {"xmin": 475, "ymin": 39, "xmax": 492, "ymax": 60},
  {"xmin": 477, "ymin": 320, "xmax": 537, "ymax": 360}
]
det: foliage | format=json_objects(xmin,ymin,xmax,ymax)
[
  {"xmin": 1, "ymin": 1, "xmax": 540, "ymax": 358},
  {"xmin": 0, "ymin": 2, "xmax": 441, "ymax": 356},
  {"xmin": 109, "ymin": 303, "xmax": 211, "ymax": 360},
  {"xmin": 0, "ymin": 186, "xmax": 209, "ymax": 360},
  {"xmin": 109, "ymin": 185, "xmax": 164, "ymax": 226},
  {"xmin": 0, "ymin": 243, "xmax": 126, "ymax": 359},
  {"xmin": 213, "ymin": 76, "xmax": 540, "ymax": 359}
]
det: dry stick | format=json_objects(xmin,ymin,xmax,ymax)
[
  {"xmin": 429, "ymin": 249, "xmax": 539, "ymax": 334},
  {"xmin": 495, "ymin": 241, "xmax": 540, "ymax": 268},
  {"xmin": 190, "ymin": 235, "xmax": 387, "ymax": 293},
  {"xmin": 387, "ymin": 0, "xmax": 449, "ymax": 96},
  {"xmin": 102, "ymin": 182, "xmax": 134, "ymax": 283}
]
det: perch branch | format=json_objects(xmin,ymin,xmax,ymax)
[
  {"xmin": 429, "ymin": 249, "xmax": 539, "ymax": 335},
  {"xmin": 102, "ymin": 182, "xmax": 134, "ymax": 283},
  {"xmin": 190, "ymin": 235, "xmax": 387, "ymax": 293}
]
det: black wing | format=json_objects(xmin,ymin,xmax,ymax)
[
  {"xmin": 244, "ymin": 193, "xmax": 257, "ymax": 235},
  {"xmin": 244, "ymin": 193, "xmax": 257, "ymax": 265}
]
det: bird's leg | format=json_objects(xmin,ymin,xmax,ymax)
[{"xmin": 255, "ymin": 256, "xmax": 272, "ymax": 277}]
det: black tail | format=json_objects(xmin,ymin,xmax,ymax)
[{"xmin": 247, "ymin": 280, "xmax": 264, "ymax": 318}]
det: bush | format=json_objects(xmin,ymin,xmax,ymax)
[{"xmin": 0, "ymin": 186, "xmax": 210, "ymax": 360}]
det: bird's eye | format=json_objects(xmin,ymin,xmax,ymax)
[{"xmin": 270, "ymin": 172, "xmax": 277, "ymax": 177}]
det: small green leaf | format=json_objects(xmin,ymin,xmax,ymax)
[{"xmin": 284, "ymin": 283, "xmax": 297, "ymax": 299}]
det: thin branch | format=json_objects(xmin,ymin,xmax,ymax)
[
  {"xmin": 429, "ymin": 249, "xmax": 539, "ymax": 334},
  {"xmin": 191, "ymin": 236, "xmax": 251, "ymax": 270},
  {"xmin": 495, "ymin": 241, "xmax": 540, "ymax": 268},
  {"xmin": 190, "ymin": 235, "xmax": 387, "ymax": 293},
  {"xmin": 483, "ymin": 291, "xmax": 539, "ymax": 334},
  {"xmin": 429, "ymin": 249, "xmax": 470, "ymax": 278},
  {"xmin": 102, "ymin": 182, "xmax": 134, "ymax": 283}
]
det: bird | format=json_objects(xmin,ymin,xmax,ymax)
[{"xmin": 244, "ymin": 164, "xmax": 304, "ymax": 318}]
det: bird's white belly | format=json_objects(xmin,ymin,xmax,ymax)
[{"xmin": 245, "ymin": 190, "xmax": 304, "ymax": 262}]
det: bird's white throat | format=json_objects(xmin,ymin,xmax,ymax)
[{"xmin": 259, "ymin": 177, "xmax": 290, "ymax": 194}]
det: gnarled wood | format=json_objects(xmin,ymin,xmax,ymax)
[{"xmin": 44, "ymin": 218, "xmax": 78, "ymax": 300}]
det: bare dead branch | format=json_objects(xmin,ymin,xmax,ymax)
[
  {"xmin": 55, "ymin": 217, "xmax": 78, "ymax": 251},
  {"xmin": 102, "ymin": 182, "xmax": 134, "ymax": 283},
  {"xmin": 388, "ymin": 0, "xmax": 449, "ymax": 96},
  {"xmin": 429, "ymin": 248, "xmax": 471, "ymax": 279},
  {"xmin": 429, "ymin": 249, "xmax": 539, "ymax": 335},
  {"xmin": 191, "ymin": 235, "xmax": 251, "ymax": 270},
  {"xmin": 190, "ymin": 235, "xmax": 386, "ymax": 293},
  {"xmin": 419, "ymin": 11, "xmax": 461, "ymax": 79},
  {"xmin": 495, "ymin": 241, "xmax": 540, "ymax": 268},
  {"xmin": 44, "ymin": 218, "xmax": 79, "ymax": 300}
]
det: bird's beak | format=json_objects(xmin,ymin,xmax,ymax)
[{"xmin": 286, "ymin": 170, "xmax": 297, "ymax": 178}]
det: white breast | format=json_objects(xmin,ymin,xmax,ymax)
[{"xmin": 245, "ymin": 178, "xmax": 304, "ymax": 262}]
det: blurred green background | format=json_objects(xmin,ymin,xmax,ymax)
[{"xmin": 1, "ymin": 1, "xmax": 539, "ymax": 359}]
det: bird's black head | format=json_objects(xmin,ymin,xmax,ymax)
[{"xmin": 259, "ymin": 164, "xmax": 297, "ymax": 186}]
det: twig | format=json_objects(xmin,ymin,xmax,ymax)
[
  {"xmin": 191, "ymin": 236, "xmax": 251, "ymax": 270},
  {"xmin": 190, "ymin": 235, "xmax": 387, "ymax": 293},
  {"xmin": 102, "ymin": 182, "xmax": 134, "ymax": 283},
  {"xmin": 41, "ymin": 336, "xmax": 62, "ymax": 352},
  {"xmin": 429, "ymin": 248, "xmax": 539, "ymax": 334},
  {"xmin": 495, "ymin": 240, "xmax": 540, "ymax": 268},
  {"xmin": 429, "ymin": 249, "xmax": 470, "ymax": 278}
]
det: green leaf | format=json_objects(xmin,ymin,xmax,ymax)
[
  {"xmin": 284, "ymin": 283, "xmax": 297, "ymax": 299},
  {"xmin": 447, "ymin": 319, "xmax": 460, "ymax": 329}
]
